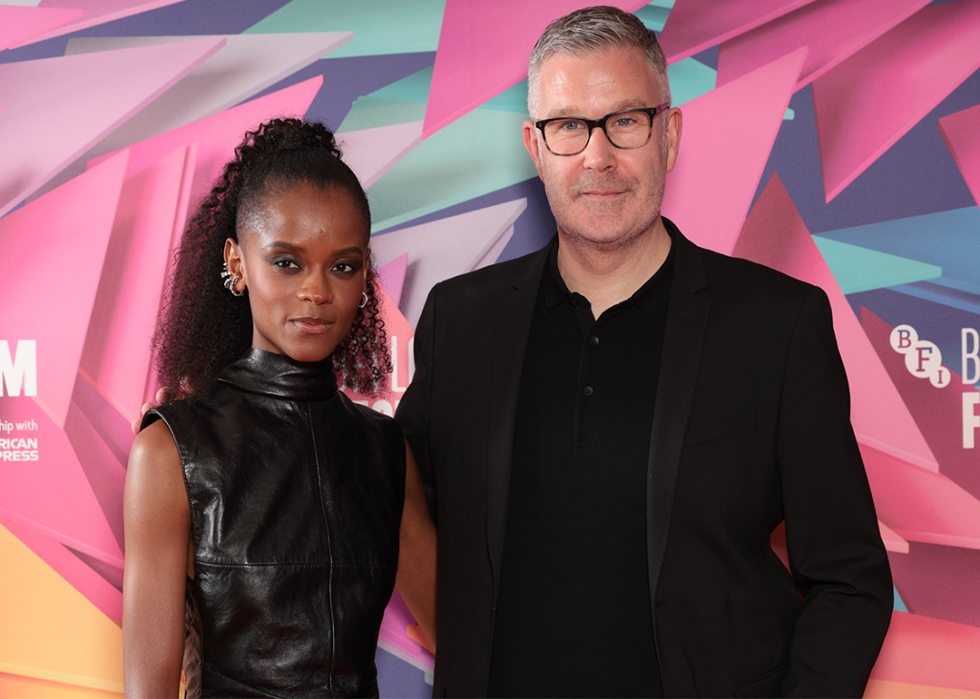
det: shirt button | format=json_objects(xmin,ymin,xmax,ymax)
[
  {"xmin": 583, "ymin": 386, "xmax": 594, "ymax": 397},
  {"xmin": 589, "ymin": 336, "xmax": 599, "ymax": 346},
  {"xmin": 569, "ymin": 297, "xmax": 579, "ymax": 307}
]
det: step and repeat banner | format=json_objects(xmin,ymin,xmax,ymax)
[{"xmin": 1, "ymin": 0, "xmax": 979, "ymax": 696}]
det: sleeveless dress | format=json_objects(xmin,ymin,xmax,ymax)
[{"xmin": 143, "ymin": 349, "xmax": 406, "ymax": 698}]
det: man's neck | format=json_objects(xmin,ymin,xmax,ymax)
[{"xmin": 556, "ymin": 219, "xmax": 672, "ymax": 318}]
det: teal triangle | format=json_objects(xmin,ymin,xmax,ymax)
[
  {"xmin": 668, "ymin": 56, "xmax": 716, "ymax": 107},
  {"xmin": 815, "ymin": 206, "xmax": 980, "ymax": 287},
  {"xmin": 893, "ymin": 585, "xmax": 908, "ymax": 613},
  {"xmin": 637, "ymin": 4, "xmax": 672, "ymax": 33},
  {"xmin": 813, "ymin": 236, "xmax": 942, "ymax": 294},
  {"xmin": 245, "ymin": 0, "xmax": 446, "ymax": 58},
  {"xmin": 365, "ymin": 104, "xmax": 536, "ymax": 232}
]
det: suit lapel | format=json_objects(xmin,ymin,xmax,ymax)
[
  {"xmin": 646, "ymin": 226, "xmax": 711, "ymax": 603},
  {"xmin": 485, "ymin": 243, "xmax": 551, "ymax": 599}
]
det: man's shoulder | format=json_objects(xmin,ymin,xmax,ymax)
[{"xmin": 681, "ymin": 234, "xmax": 823, "ymax": 306}]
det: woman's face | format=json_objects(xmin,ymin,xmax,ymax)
[{"xmin": 225, "ymin": 183, "xmax": 369, "ymax": 364}]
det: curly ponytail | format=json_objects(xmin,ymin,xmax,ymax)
[{"xmin": 153, "ymin": 118, "xmax": 392, "ymax": 401}]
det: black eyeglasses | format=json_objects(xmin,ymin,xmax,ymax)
[{"xmin": 535, "ymin": 104, "xmax": 671, "ymax": 156}]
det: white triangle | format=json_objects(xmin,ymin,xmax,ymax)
[
  {"xmin": 30, "ymin": 32, "xmax": 351, "ymax": 199},
  {"xmin": 338, "ymin": 121, "xmax": 424, "ymax": 189},
  {"xmin": 0, "ymin": 37, "xmax": 224, "ymax": 217},
  {"xmin": 370, "ymin": 199, "xmax": 526, "ymax": 327}
]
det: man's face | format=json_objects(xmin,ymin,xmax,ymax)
[{"xmin": 523, "ymin": 46, "xmax": 681, "ymax": 250}]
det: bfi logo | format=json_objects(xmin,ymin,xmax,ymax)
[
  {"xmin": 0, "ymin": 340, "xmax": 37, "ymax": 397},
  {"xmin": 890, "ymin": 325, "xmax": 980, "ymax": 448},
  {"xmin": 890, "ymin": 325, "xmax": 951, "ymax": 387}
]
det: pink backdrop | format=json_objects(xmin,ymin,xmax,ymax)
[{"xmin": 1, "ymin": 1, "xmax": 979, "ymax": 696}]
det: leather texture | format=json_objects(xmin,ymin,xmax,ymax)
[{"xmin": 145, "ymin": 349, "xmax": 405, "ymax": 698}]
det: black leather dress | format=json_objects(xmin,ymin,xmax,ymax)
[{"xmin": 143, "ymin": 349, "xmax": 406, "ymax": 698}]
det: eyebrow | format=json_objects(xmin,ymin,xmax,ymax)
[
  {"xmin": 263, "ymin": 241, "xmax": 364, "ymax": 257},
  {"xmin": 330, "ymin": 246, "xmax": 365, "ymax": 257},
  {"xmin": 545, "ymin": 99, "xmax": 650, "ymax": 119},
  {"xmin": 263, "ymin": 240, "xmax": 302, "ymax": 252}
]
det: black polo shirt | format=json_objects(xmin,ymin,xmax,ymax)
[{"xmin": 488, "ymin": 235, "xmax": 673, "ymax": 698}]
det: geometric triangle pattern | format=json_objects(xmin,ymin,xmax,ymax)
[
  {"xmin": 79, "ymin": 145, "xmax": 194, "ymax": 424},
  {"xmin": 812, "ymin": 1, "xmax": 980, "ymax": 202},
  {"xmin": 338, "ymin": 120, "xmax": 424, "ymax": 189},
  {"xmin": 13, "ymin": 0, "xmax": 186, "ymax": 48},
  {"xmin": 0, "ymin": 523, "xmax": 123, "ymax": 694},
  {"xmin": 659, "ymin": 0, "xmax": 817, "ymax": 63},
  {"xmin": 861, "ymin": 441, "xmax": 980, "ymax": 550},
  {"xmin": 375, "ymin": 254, "xmax": 408, "ymax": 307},
  {"xmin": 662, "ymin": 47, "xmax": 805, "ymax": 255},
  {"xmin": 54, "ymin": 32, "xmax": 351, "ymax": 188},
  {"xmin": 0, "ymin": 516, "xmax": 122, "ymax": 622},
  {"xmin": 814, "ymin": 206, "xmax": 980, "ymax": 290},
  {"xmin": 0, "ymin": 36, "xmax": 225, "ymax": 217},
  {"xmin": 861, "ymin": 307, "xmax": 980, "ymax": 502},
  {"xmin": 0, "ymin": 6, "xmax": 81, "ymax": 52},
  {"xmin": 717, "ymin": 0, "xmax": 930, "ymax": 90},
  {"xmin": 88, "ymin": 76, "xmax": 323, "ymax": 214},
  {"xmin": 370, "ymin": 199, "xmax": 527, "ymax": 327},
  {"xmin": 812, "ymin": 236, "xmax": 941, "ymax": 294},
  {"xmin": 423, "ymin": 0, "xmax": 649, "ymax": 138},
  {"xmin": 939, "ymin": 103, "xmax": 980, "ymax": 209},
  {"xmin": 364, "ymin": 102, "xmax": 536, "ymax": 232},
  {"xmin": 378, "ymin": 587, "xmax": 435, "ymax": 679},
  {"xmin": 244, "ymin": 0, "xmax": 445, "ymax": 59},
  {"xmin": 734, "ymin": 173, "xmax": 939, "ymax": 473},
  {"xmin": 1, "ymin": 4, "xmax": 978, "ymax": 697},
  {"xmin": 0, "ymin": 394, "xmax": 125, "ymax": 572},
  {"xmin": 0, "ymin": 152, "xmax": 129, "ymax": 428},
  {"xmin": 64, "ymin": 394, "xmax": 129, "ymax": 555}
]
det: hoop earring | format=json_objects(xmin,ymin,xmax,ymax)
[
  {"xmin": 358, "ymin": 292, "xmax": 368, "ymax": 309},
  {"xmin": 221, "ymin": 263, "xmax": 244, "ymax": 297}
]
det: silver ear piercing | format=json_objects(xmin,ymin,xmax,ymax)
[{"xmin": 221, "ymin": 263, "xmax": 244, "ymax": 297}]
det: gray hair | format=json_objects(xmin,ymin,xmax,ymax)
[{"xmin": 527, "ymin": 5, "xmax": 670, "ymax": 118}]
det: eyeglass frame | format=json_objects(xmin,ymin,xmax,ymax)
[{"xmin": 534, "ymin": 103, "xmax": 672, "ymax": 156}]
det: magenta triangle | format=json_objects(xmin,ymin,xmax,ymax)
[
  {"xmin": 939, "ymin": 103, "xmax": 980, "ymax": 209},
  {"xmin": 812, "ymin": 1, "xmax": 980, "ymax": 202},
  {"xmin": 0, "ymin": 5, "xmax": 80, "ymax": 51},
  {"xmin": 0, "ymin": 152, "xmax": 129, "ymax": 429},
  {"xmin": 422, "ymin": 0, "xmax": 648, "ymax": 138},
  {"xmin": 659, "ymin": 0, "xmax": 816, "ymax": 63},
  {"xmin": 19, "ymin": 0, "xmax": 186, "ymax": 47},
  {"xmin": 717, "ymin": 0, "xmax": 930, "ymax": 90},
  {"xmin": 662, "ymin": 47, "xmax": 805, "ymax": 255}
]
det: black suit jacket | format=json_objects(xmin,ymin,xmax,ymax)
[{"xmin": 396, "ymin": 220, "xmax": 892, "ymax": 698}]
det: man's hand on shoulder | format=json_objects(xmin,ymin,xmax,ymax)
[{"xmin": 130, "ymin": 387, "xmax": 186, "ymax": 435}]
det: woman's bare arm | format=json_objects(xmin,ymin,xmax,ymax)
[
  {"xmin": 395, "ymin": 441, "xmax": 438, "ymax": 650},
  {"xmin": 123, "ymin": 420, "xmax": 192, "ymax": 698}
]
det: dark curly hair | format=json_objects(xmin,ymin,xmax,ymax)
[{"xmin": 153, "ymin": 118, "xmax": 392, "ymax": 401}]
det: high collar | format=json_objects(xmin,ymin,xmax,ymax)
[{"xmin": 216, "ymin": 348, "xmax": 338, "ymax": 401}]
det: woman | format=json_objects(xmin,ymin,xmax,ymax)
[{"xmin": 123, "ymin": 118, "xmax": 435, "ymax": 698}]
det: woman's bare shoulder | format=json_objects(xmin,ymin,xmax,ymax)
[{"xmin": 126, "ymin": 420, "xmax": 186, "ymax": 513}]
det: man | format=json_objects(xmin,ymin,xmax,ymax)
[{"xmin": 396, "ymin": 6, "xmax": 892, "ymax": 698}]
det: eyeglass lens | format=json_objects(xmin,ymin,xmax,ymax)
[{"xmin": 544, "ymin": 110, "xmax": 653, "ymax": 155}]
